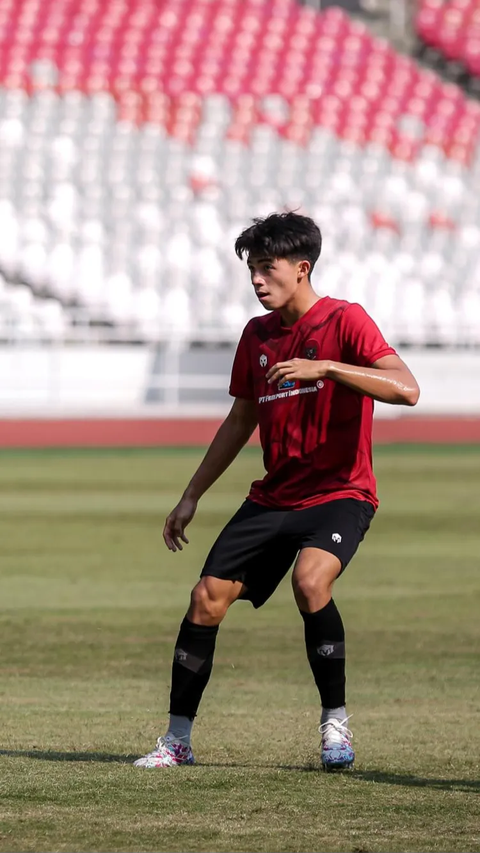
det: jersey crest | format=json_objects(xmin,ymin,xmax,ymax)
[{"xmin": 304, "ymin": 341, "xmax": 318, "ymax": 360}]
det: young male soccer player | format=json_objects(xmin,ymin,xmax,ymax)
[{"xmin": 135, "ymin": 211, "xmax": 420, "ymax": 770}]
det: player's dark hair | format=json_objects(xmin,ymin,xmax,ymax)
[{"xmin": 234, "ymin": 211, "xmax": 322, "ymax": 279}]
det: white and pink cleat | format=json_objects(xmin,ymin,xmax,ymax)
[{"xmin": 134, "ymin": 735, "xmax": 195, "ymax": 768}]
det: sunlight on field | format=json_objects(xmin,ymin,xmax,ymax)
[{"xmin": 0, "ymin": 447, "xmax": 479, "ymax": 853}]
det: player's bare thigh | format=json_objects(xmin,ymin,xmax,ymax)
[
  {"xmin": 292, "ymin": 548, "xmax": 342, "ymax": 613},
  {"xmin": 188, "ymin": 576, "xmax": 246, "ymax": 626}
]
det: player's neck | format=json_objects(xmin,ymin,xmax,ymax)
[{"xmin": 278, "ymin": 286, "xmax": 321, "ymax": 327}]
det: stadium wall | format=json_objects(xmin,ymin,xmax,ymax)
[{"xmin": 1, "ymin": 346, "xmax": 479, "ymax": 446}]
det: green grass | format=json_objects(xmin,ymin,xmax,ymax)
[{"xmin": 0, "ymin": 447, "xmax": 479, "ymax": 853}]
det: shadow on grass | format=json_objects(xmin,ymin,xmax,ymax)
[
  {"xmin": 1, "ymin": 750, "xmax": 479, "ymax": 793},
  {"xmin": 201, "ymin": 762, "xmax": 480, "ymax": 792},
  {"xmin": 0, "ymin": 748, "xmax": 138, "ymax": 763},
  {"xmin": 352, "ymin": 769, "xmax": 480, "ymax": 793}
]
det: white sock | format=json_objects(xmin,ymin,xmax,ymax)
[
  {"xmin": 166, "ymin": 714, "xmax": 194, "ymax": 744},
  {"xmin": 321, "ymin": 706, "xmax": 347, "ymax": 725}
]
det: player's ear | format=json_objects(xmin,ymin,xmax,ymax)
[{"xmin": 298, "ymin": 260, "xmax": 310, "ymax": 279}]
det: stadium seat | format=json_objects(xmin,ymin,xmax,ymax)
[
  {"xmin": 0, "ymin": 0, "xmax": 478, "ymax": 344},
  {"xmin": 416, "ymin": 0, "xmax": 480, "ymax": 90}
]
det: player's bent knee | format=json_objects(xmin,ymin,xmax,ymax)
[
  {"xmin": 188, "ymin": 579, "xmax": 230, "ymax": 625},
  {"xmin": 292, "ymin": 573, "xmax": 326, "ymax": 600},
  {"xmin": 292, "ymin": 569, "xmax": 335, "ymax": 611}
]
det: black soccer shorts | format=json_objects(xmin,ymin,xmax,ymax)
[{"xmin": 200, "ymin": 497, "xmax": 375, "ymax": 608}]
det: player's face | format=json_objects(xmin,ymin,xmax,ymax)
[{"xmin": 247, "ymin": 255, "xmax": 305, "ymax": 311}]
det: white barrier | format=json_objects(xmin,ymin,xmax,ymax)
[
  {"xmin": 0, "ymin": 346, "xmax": 151, "ymax": 413},
  {"xmin": 0, "ymin": 345, "xmax": 479, "ymax": 416}
]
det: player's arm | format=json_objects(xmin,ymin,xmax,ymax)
[
  {"xmin": 163, "ymin": 398, "xmax": 258, "ymax": 552},
  {"xmin": 323, "ymin": 354, "xmax": 419, "ymax": 405},
  {"xmin": 266, "ymin": 354, "xmax": 419, "ymax": 406},
  {"xmin": 183, "ymin": 398, "xmax": 258, "ymax": 502},
  {"xmin": 267, "ymin": 304, "xmax": 419, "ymax": 407}
]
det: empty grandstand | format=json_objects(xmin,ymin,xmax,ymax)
[{"xmin": 0, "ymin": 0, "xmax": 478, "ymax": 356}]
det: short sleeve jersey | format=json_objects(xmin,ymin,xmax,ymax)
[{"xmin": 229, "ymin": 297, "xmax": 396, "ymax": 510}]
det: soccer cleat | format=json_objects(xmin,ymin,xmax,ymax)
[
  {"xmin": 133, "ymin": 735, "xmax": 195, "ymax": 768},
  {"xmin": 319, "ymin": 716, "xmax": 355, "ymax": 771}
]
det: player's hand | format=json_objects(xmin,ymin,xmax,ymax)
[
  {"xmin": 163, "ymin": 496, "xmax": 197, "ymax": 552},
  {"xmin": 266, "ymin": 358, "xmax": 330, "ymax": 387}
]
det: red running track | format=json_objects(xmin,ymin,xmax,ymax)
[{"xmin": 0, "ymin": 418, "xmax": 479, "ymax": 447}]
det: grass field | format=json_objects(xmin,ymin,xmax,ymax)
[{"xmin": 0, "ymin": 446, "xmax": 479, "ymax": 853}]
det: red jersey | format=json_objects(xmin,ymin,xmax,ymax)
[{"xmin": 229, "ymin": 297, "xmax": 396, "ymax": 510}]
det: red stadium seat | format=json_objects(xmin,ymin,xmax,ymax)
[
  {"xmin": 416, "ymin": 0, "xmax": 480, "ymax": 79},
  {"xmin": 0, "ymin": 1, "xmax": 477, "ymax": 165}
]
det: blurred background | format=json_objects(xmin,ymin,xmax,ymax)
[{"xmin": 0, "ymin": 0, "xmax": 479, "ymax": 444}]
